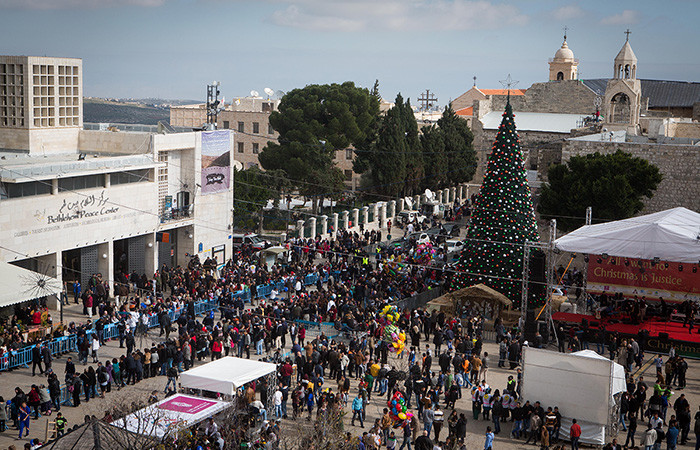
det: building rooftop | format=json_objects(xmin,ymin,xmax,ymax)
[
  {"xmin": 456, "ymin": 106, "xmax": 473, "ymax": 117},
  {"xmin": 0, "ymin": 152, "xmax": 160, "ymax": 182},
  {"xmin": 481, "ymin": 111, "xmax": 588, "ymax": 133},
  {"xmin": 478, "ymin": 88, "xmax": 527, "ymax": 96},
  {"xmin": 582, "ymin": 79, "xmax": 700, "ymax": 108}
]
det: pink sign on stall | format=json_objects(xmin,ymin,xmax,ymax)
[{"xmin": 158, "ymin": 395, "xmax": 217, "ymax": 414}]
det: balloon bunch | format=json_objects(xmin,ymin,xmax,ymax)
[
  {"xmin": 382, "ymin": 323, "xmax": 406, "ymax": 355},
  {"xmin": 388, "ymin": 391, "xmax": 413, "ymax": 423},
  {"xmin": 379, "ymin": 305, "xmax": 400, "ymax": 324},
  {"xmin": 414, "ymin": 242, "xmax": 436, "ymax": 265}
]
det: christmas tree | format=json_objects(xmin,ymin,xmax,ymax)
[{"xmin": 451, "ymin": 97, "xmax": 541, "ymax": 306}]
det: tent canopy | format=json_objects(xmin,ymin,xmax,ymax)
[
  {"xmin": 180, "ymin": 357, "xmax": 277, "ymax": 395},
  {"xmin": 0, "ymin": 261, "xmax": 61, "ymax": 308},
  {"xmin": 430, "ymin": 284, "xmax": 512, "ymax": 310},
  {"xmin": 113, "ymin": 394, "xmax": 231, "ymax": 438},
  {"xmin": 522, "ymin": 347, "xmax": 626, "ymax": 445},
  {"xmin": 554, "ymin": 207, "xmax": 700, "ymax": 263}
]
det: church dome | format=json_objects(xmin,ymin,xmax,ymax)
[{"xmin": 554, "ymin": 40, "xmax": 575, "ymax": 61}]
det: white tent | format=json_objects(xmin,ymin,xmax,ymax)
[
  {"xmin": 180, "ymin": 357, "xmax": 277, "ymax": 396},
  {"xmin": 554, "ymin": 207, "xmax": 700, "ymax": 263},
  {"xmin": 522, "ymin": 347, "xmax": 626, "ymax": 445},
  {"xmin": 0, "ymin": 261, "xmax": 61, "ymax": 308},
  {"xmin": 113, "ymin": 393, "xmax": 231, "ymax": 438}
]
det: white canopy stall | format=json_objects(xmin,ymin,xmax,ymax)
[
  {"xmin": 554, "ymin": 207, "xmax": 700, "ymax": 263},
  {"xmin": 180, "ymin": 357, "xmax": 278, "ymax": 396},
  {"xmin": 113, "ymin": 393, "xmax": 231, "ymax": 438},
  {"xmin": 522, "ymin": 347, "xmax": 627, "ymax": 445}
]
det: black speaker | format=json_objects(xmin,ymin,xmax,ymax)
[
  {"xmin": 528, "ymin": 250, "xmax": 547, "ymax": 305},
  {"xmin": 538, "ymin": 321, "xmax": 550, "ymax": 344},
  {"xmin": 524, "ymin": 309, "xmax": 538, "ymax": 342},
  {"xmin": 659, "ymin": 332, "xmax": 669, "ymax": 340},
  {"xmin": 581, "ymin": 318, "xmax": 589, "ymax": 329}
]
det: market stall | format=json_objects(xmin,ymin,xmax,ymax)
[
  {"xmin": 521, "ymin": 347, "xmax": 626, "ymax": 445},
  {"xmin": 180, "ymin": 356, "xmax": 278, "ymax": 396},
  {"xmin": 112, "ymin": 393, "xmax": 232, "ymax": 438}
]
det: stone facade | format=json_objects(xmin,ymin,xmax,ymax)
[
  {"xmin": 490, "ymin": 81, "xmax": 597, "ymax": 115},
  {"xmin": 562, "ymin": 139, "xmax": 700, "ymax": 213}
]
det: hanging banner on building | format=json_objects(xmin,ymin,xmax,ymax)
[
  {"xmin": 587, "ymin": 255, "xmax": 700, "ymax": 302},
  {"xmin": 201, "ymin": 130, "xmax": 231, "ymax": 195}
]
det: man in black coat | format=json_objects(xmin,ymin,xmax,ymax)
[{"xmin": 32, "ymin": 344, "xmax": 43, "ymax": 376}]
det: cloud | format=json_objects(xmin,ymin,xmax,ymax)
[
  {"xmin": 268, "ymin": 0, "xmax": 529, "ymax": 32},
  {"xmin": 551, "ymin": 5, "xmax": 585, "ymax": 21},
  {"xmin": 0, "ymin": 0, "xmax": 166, "ymax": 9},
  {"xmin": 601, "ymin": 9, "xmax": 641, "ymax": 25}
]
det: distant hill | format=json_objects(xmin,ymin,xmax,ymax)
[{"xmin": 83, "ymin": 98, "xmax": 170, "ymax": 125}]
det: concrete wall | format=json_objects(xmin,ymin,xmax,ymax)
[
  {"xmin": 79, "ymin": 130, "xmax": 151, "ymax": 155},
  {"xmin": 562, "ymin": 139, "xmax": 700, "ymax": 213},
  {"xmin": 0, "ymin": 181, "xmax": 159, "ymax": 263}
]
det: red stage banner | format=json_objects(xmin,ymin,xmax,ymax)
[{"xmin": 587, "ymin": 256, "xmax": 700, "ymax": 302}]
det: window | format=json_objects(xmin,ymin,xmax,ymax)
[
  {"xmin": 237, "ymin": 142, "xmax": 244, "ymax": 153},
  {"xmin": 222, "ymin": 121, "xmax": 230, "ymax": 129},
  {"xmin": 111, "ymin": 169, "xmax": 149, "ymax": 185},
  {"xmin": 237, "ymin": 122, "xmax": 244, "ymax": 132},
  {"xmin": 1, "ymin": 181, "xmax": 51, "ymax": 199},
  {"xmin": 268, "ymin": 123, "xmax": 274, "ymax": 134},
  {"xmin": 252, "ymin": 122, "xmax": 259, "ymax": 134},
  {"xmin": 252, "ymin": 143, "xmax": 259, "ymax": 154},
  {"xmin": 344, "ymin": 170, "xmax": 353, "ymax": 181},
  {"xmin": 346, "ymin": 149, "xmax": 353, "ymax": 160},
  {"xmin": 262, "ymin": 102, "xmax": 273, "ymax": 112},
  {"xmin": 58, "ymin": 174, "xmax": 103, "ymax": 192}
]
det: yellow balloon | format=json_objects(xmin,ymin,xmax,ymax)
[{"xmin": 398, "ymin": 412, "xmax": 407, "ymax": 420}]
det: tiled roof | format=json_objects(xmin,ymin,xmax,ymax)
[
  {"xmin": 478, "ymin": 89, "xmax": 527, "ymax": 96},
  {"xmin": 455, "ymin": 106, "xmax": 473, "ymax": 116}
]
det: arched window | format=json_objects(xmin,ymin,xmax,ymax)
[
  {"xmin": 557, "ymin": 72, "xmax": 564, "ymax": 81},
  {"xmin": 610, "ymin": 92, "xmax": 631, "ymax": 123},
  {"xmin": 624, "ymin": 64, "xmax": 630, "ymax": 79}
]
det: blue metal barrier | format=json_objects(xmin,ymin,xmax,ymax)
[{"xmin": 0, "ymin": 297, "xmax": 220, "ymax": 373}]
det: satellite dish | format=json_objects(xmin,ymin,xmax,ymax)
[
  {"xmin": 404, "ymin": 197, "xmax": 413, "ymax": 209},
  {"xmin": 424, "ymin": 189, "xmax": 434, "ymax": 202},
  {"xmin": 250, "ymin": 90, "xmax": 259, "ymax": 97},
  {"xmin": 264, "ymin": 87, "xmax": 274, "ymax": 97},
  {"xmin": 275, "ymin": 90, "xmax": 285, "ymax": 99},
  {"xmin": 234, "ymin": 99, "xmax": 241, "ymax": 106}
]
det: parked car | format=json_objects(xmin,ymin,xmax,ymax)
[
  {"xmin": 232, "ymin": 233, "xmax": 270, "ymax": 250},
  {"xmin": 445, "ymin": 239, "xmax": 464, "ymax": 254},
  {"xmin": 397, "ymin": 210, "xmax": 427, "ymax": 227}
]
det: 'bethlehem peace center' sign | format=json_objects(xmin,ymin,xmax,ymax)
[{"xmin": 45, "ymin": 190, "xmax": 119, "ymax": 224}]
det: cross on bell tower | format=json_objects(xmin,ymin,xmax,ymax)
[{"xmin": 624, "ymin": 29, "xmax": 631, "ymax": 41}]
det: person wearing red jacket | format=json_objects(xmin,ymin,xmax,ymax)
[
  {"xmin": 570, "ymin": 418, "xmax": 582, "ymax": 450},
  {"xmin": 211, "ymin": 339, "xmax": 223, "ymax": 360}
]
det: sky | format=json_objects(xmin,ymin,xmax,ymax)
[{"xmin": 1, "ymin": 0, "xmax": 698, "ymax": 107}]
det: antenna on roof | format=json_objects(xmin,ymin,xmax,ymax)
[
  {"xmin": 473, "ymin": 76, "xmax": 477, "ymax": 87},
  {"xmin": 563, "ymin": 25, "xmax": 568, "ymax": 41}
]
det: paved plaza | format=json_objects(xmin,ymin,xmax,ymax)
[{"xmin": 1, "ymin": 299, "xmax": 700, "ymax": 449}]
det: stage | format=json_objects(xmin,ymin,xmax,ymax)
[{"xmin": 552, "ymin": 311, "xmax": 700, "ymax": 357}]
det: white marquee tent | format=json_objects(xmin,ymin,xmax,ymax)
[
  {"xmin": 180, "ymin": 357, "xmax": 277, "ymax": 396},
  {"xmin": 113, "ymin": 393, "xmax": 231, "ymax": 438},
  {"xmin": 553, "ymin": 207, "xmax": 700, "ymax": 263},
  {"xmin": 522, "ymin": 347, "xmax": 626, "ymax": 445}
]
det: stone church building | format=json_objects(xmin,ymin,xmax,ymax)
[{"xmin": 457, "ymin": 34, "xmax": 700, "ymax": 213}]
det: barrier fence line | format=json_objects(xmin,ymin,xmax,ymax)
[{"xmin": 1, "ymin": 297, "xmax": 219, "ymax": 374}]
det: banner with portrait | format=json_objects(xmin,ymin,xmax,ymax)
[{"xmin": 201, "ymin": 130, "xmax": 231, "ymax": 195}]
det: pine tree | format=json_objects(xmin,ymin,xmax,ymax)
[{"xmin": 451, "ymin": 98, "xmax": 540, "ymax": 306}]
